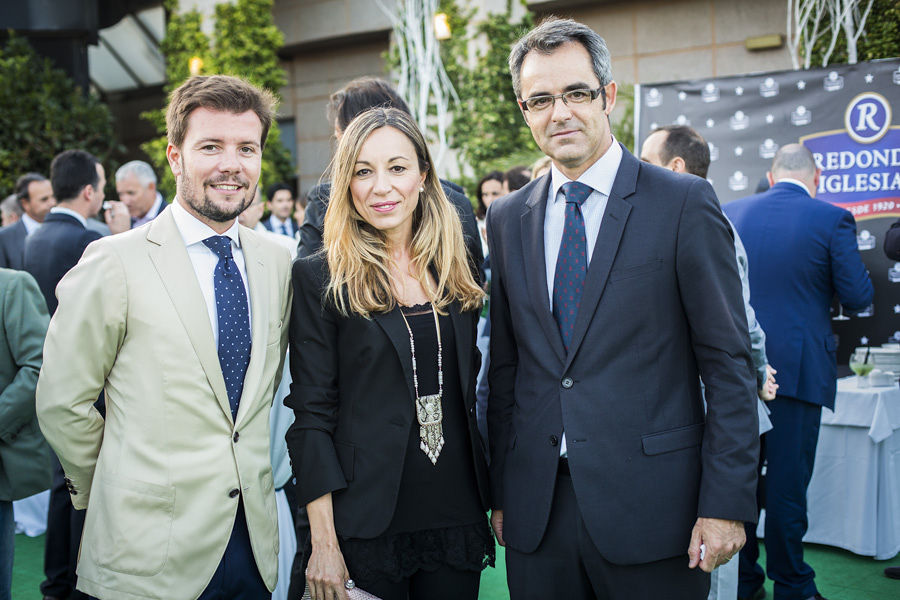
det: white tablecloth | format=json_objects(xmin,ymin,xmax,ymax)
[{"xmin": 803, "ymin": 377, "xmax": 900, "ymax": 559}]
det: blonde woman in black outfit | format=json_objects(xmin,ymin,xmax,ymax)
[{"xmin": 286, "ymin": 107, "xmax": 493, "ymax": 600}]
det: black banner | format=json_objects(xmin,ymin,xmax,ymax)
[{"xmin": 636, "ymin": 59, "xmax": 900, "ymax": 366}]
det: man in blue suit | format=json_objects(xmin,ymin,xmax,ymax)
[
  {"xmin": 725, "ymin": 144, "xmax": 873, "ymax": 600},
  {"xmin": 23, "ymin": 149, "xmax": 116, "ymax": 600},
  {"xmin": 0, "ymin": 173, "xmax": 56, "ymax": 270}
]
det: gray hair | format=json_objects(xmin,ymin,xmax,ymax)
[
  {"xmin": 508, "ymin": 17, "xmax": 612, "ymax": 99},
  {"xmin": 116, "ymin": 160, "xmax": 157, "ymax": 186},
  {"xmin": 1, "ymin": 194, "xmax": 22, "ymax": 217},
  {"xmin": 771, "ymin": 144, "xmax": 817, "ymax": 177}
]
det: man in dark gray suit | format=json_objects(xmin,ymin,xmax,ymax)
[
  {"xmin": 0, "ymin": 173, "xmax": 55, "ymax": 270},
  {"xmin": 486, "ymin": 19, "xmax": 759, "ymax": 599}
]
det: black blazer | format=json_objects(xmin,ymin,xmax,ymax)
[
  {"xmin": 486, "ymin": 147, "xmax": 759, "ymax": 564},
  {"xmin": 886, "ymin": 218, "xmax": 900, "ymax": 261},
  {"xmin": 0, "ymin": 220, "xmax": 27, "ymax": 270},
  {"xmin": 285, "ymin": 253, "xmax": 490, "ymax": 539},
  {"xmin": 23, "ymin": 212, "xmax": 101, "ymax": 315},
  {"xmin": 297, "ymin": 180, "xmax": 485, "ymax": 285}
]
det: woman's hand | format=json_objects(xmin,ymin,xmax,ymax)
[
  {"xmin": 306, "ymin": 493, "xmax": 350, "ymax": 600},
  {"xmin": 306, "ymin": 541, "xmax": 350, "ymax": 600}
]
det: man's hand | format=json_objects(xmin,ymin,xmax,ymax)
[
  {"xmin": 104, "ymin": 200, "xmax": 131, "ymax": 235},
  {"xmin": 758, "ymin": 364, "xmax": 778, "ymax": 401},
  {"xmin": 687, "ymin": 517, "xmax": 746, "ymax": 573},
  {"xmin": 490, "ymin": 509, "xmax": 505, "ymax": 546}
]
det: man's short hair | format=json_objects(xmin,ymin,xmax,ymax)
[
  {"xmin": 504, "ymin": 165, "xmax": 531, "ymax": 193},
  {"xmin": 116, "ymin": 160, "xmax": 157, "ymax": 186},
  {"xmin": 327, "ymin": 77, "xmax": 412, "ymax": 133},
  {"xmin": 653, "ymin": 125, "xmax": 711, "ymax": 179},
  {"xmin": 266, "ymin": 182, "xmax": 294, "ymax": 202},
  {"xmin": 165, "ymin": 75, "xmax": 277, "ymax": 150},
  {"xmin": 50, "ymin": 150, "xmax": 100, "ymax": 203},
  {"xmin": 771, "ymin": 144, "xmax": 817, "ymax": 177},
  {"xmin": 15, "ymin": 172, "xmax": 48, "ymax": 202},
  {"xmin": 1, "ymin": 193, "xmax": 22, "ymax": 217},
  {"xmin": 509, "ymin": 18, "xmax": 611, "ymax": 100}
]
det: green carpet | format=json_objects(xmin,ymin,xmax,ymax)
[{"xmin": 11, "ymin": 534, "xmax": 897, "ymax": 599}]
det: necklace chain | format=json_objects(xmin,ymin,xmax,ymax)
[{"xmin": 398, "ymin": 304, "xmax": 444, "ymax": 464}]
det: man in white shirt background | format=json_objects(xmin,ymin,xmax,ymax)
[
  {"xmin": 113, "ymin": 160, "xmax": 168, "ymax": 229},
  {"xmin": 262, "ymin": 182, "xmax": 297, "ymax": 238}
]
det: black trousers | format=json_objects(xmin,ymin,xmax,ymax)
[
  {"xmin": 41, "ymin": 459, "xmax": 92, "ymax": 600},
  {"xmin": 362, "ymin": 563, "xmax": 480, "ymax": 600},
  {"xmin": 506, "ymin": 467, "xmax": 709, "ymax": 600}
]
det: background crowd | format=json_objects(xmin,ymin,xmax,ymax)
[{"xmin": 0, "ymin": 10, "xmax": 897, "ymax": 600}]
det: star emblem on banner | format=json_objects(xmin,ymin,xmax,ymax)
[
  {"xmin": 766, "ymin": 114, "xmax": 775, "ymax": 123},
  {"xmin": 735, "ymin": 86, "xmax": 744, "ymax": 95},
  {"xmin": 861, "ymin": 336, "xmax": 870, "ymax": 345},
  {"xmin": 797, "ymin": 80, "xmax": 806, "ymax": 90},
  {"xmin": 706, "ymin": 118, "xmax": 715, "ymax": 128},
  {"xmin": 678, "ymin": 91, "xmax": 687, "ymax": 100},
  {"xmin": 894, "ymin": 304, "xmax": 900, "ymax": 314},
  {"xmin": 735, "ymin": 146, "xmax": 744, "ymax": 156},
  {"xmin": 864, "ymin": 73, "xmax": 874, "ymax": 83}
]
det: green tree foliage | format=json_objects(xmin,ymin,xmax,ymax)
[
  {"xmin": 806, "ymin": 0, "xmax": 900, "ymax": 66},
  {"xmin": 442, "ymin": 0, "xmax": 538, "ymax": 192},
  {"xmin": 611, "ymin": 83, "xmax": 635, "ymax": 153},
  {"xmin": 142, "ymin": 0, "xmax": 294, "ymax": 199},
  {"xmin": 0, "ymin": 34, "xmax": 120, "ymax": 196}
]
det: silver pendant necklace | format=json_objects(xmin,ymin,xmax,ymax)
[{"xmin": 399, "ymin": 304, "xmax": 444, "ymax": 465}]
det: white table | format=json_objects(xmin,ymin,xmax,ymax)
[{"xmin": 803, "ymin": 377, "xmax": 900, "ymax": 559}]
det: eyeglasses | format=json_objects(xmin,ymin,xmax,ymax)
[{"xmin": 520, "ymin": 87, "xmax": 606, "ymax": 112}]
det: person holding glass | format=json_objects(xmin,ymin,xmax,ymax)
[{"xmin": 286, "ymin": 107, "xmax": 494, "ymax": 600}]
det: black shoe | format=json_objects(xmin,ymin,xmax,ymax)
[
  {"xmin": 738, "ymin": 588, "xmax": 765, "ymax": 600},
  {"xmin": 886, "ymin": 566, "xmax": 900, "ymax": 579}
]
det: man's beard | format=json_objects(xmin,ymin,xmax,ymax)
[{"xmin": 179, "ymin": 158, "xmax": 256, "ymax": 223}]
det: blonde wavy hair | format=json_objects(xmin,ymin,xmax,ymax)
[{"xmin": 323, "ymin": 107, "xmax": 484, "ymax": 317}]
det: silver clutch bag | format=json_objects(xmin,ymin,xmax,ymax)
[{"xmin": 301, "ymin": 579, "xmax": 381, "ymax": 600}]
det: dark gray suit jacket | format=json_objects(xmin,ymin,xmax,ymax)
[
  {"xmin": 486, "ymin": 146, "xmax": 759, "ymax": 564},
  {"xmin": 0, "ymin": 221, "xmax": 27, "ymax": 270}
]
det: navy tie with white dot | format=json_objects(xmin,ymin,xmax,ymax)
[
  {"xmin": 203, "ymin": 235, "xmax": 252, "ymax": 418},
  {"xmin": 552, "ymin": 181, "xmax": 592, "ymax": 352}
]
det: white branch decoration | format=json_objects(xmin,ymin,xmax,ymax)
[
  {"xmin": 376, "ymin": 0, "xmax": 459, "ymax": 167},
  {"xmin": 787, "ymin": 0, "xmax": 877, "ymax": 68}
]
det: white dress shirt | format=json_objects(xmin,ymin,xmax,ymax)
[
  {"xmin": 132, "ymin": 193, "xmax": 164, "ymax": 228},
  {"xmin": 543, "ymin": 139, "xmax": 623, "ymax": 456},
  {"xmin": 774, "ymin": 177, "xmax": 812, "ymax": 197},
  {"xmin": 49, "ymin": 206, "xmax": 88, "ymax": 227},
  {"xmin": 267, "ymin": 214, "xmax": 295, "ymax": 238},
  {"xmin": 21, "ymin": 213, "xmax": 41, "ymax": 235},
  {"xmin": 170, "ymin": 199, "xmax": 251, "ymax": 345}
]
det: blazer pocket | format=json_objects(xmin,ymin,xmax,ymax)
[
  {"xmin": 641, "ymin": 423, "xmax": 704, "ymax": 456},
  {"xmin": 334, "ymin": 441, "xmax": 355, "ymax": 482},
  {"xmin": 608, "ymin": 259, "xmax": 663, "ymax": 282},
  {"xmin": 90, "ymin": 475, "xmax": 175, "ymax": 576}
]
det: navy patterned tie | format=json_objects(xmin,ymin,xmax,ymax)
[
  {"xmin": 552, "ymin": 182, "xmax": 592, "ymax": 351},
  {"xmin": 203, "ymin": 235, "xmax": 252, "ymax": 418}
]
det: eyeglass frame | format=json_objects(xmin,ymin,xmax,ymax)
[{"xmin": 518, "ymin": 86, "xmax": 608, "ymax": 112}]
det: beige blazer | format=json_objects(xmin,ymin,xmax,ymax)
[{"xmin": 36, "ymin": 208, "xmax": 292, "ymax": 600}]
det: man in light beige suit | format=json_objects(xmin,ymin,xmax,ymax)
[{"xmin": 36, "ymin": 75, "xmax": 292, "ymax": 600}]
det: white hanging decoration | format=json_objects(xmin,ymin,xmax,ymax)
[{"xmin": 376, "ymin": 0, "xmax": 459, "ymax": 167}]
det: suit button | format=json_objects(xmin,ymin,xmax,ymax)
[
  {"xmin": 70, "ymin": 489, "xmax": 78, "ymax": 495},
  {"xmin": 549, "ymin": 435, "xmax": 559, "ymax": 446},
  {"xmin": 233, "ymin": 431, "xmax": 240, "ymax": 443},
  {"xmin": 228, "ymin": 488, "xmax": 240, "ymax": 498},
  {"xmin": 561, "ymin": 377, "xmax": 574, "ymax": 389},
  {"xmin": 469, "ymin": 406, "xmax": 475, "ymax": 415}
]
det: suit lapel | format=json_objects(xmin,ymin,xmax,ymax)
[
  {"xmin": 564, "ymin": 146, "xmax": 638, "ymax": 370},
  {"xmin": 146, "ymin": 210, "xmax": 233, "ymax": 421},
  {"xmin": 234, "ymin": 228, "xmax": 269, "ymax": 426},
  {"xmin": 373, "ymin": 309, "xmax": 417, "ymax": 404},
  {"xmin": 520, "ymin": 176, "xmax": 566, "ymax": 363}
]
